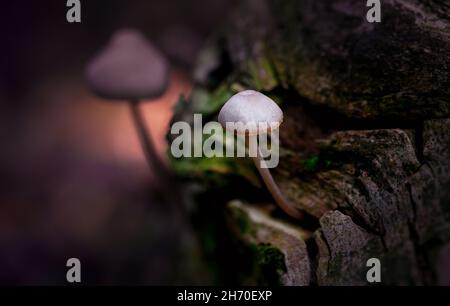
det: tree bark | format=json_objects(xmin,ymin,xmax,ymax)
[{"xmin": 170, "ymin": 0, "xmax": 450, "ymax": 285}]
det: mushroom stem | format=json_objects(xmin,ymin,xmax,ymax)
[
  {"xmin": 129, "ymin": 101, "xmax": 169, "ymax": 179},
  {"xmin": 252, "ymin": 147, "xmax": 304, "ymax": 220},
  {"xmin": 130, "ymin": 101, "xmax": 190, "ymax": 220}
]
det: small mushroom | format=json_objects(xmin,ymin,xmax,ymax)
[
  {"xmin": 85, "ymin": 28, "xmax": 170, "ymax": 179},
  {"xmin": 218, "ymin": 90, "xmax": 304, "ymax": 220}
]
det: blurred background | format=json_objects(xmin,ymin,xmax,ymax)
[{"xmin": 0, "ymin": 0, "xmax": 238, "ymax": 284}]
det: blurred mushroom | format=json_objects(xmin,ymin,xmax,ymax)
[
  {"xmin": 219, "ymin": 90, "xmax": 304, "ymax": 220},
  {"xmin": 85, "ymin": 28, "xmax": 170, "ymax": 179}
]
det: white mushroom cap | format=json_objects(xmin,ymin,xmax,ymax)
[
  {"xmin": 218, "ymin": 90, "xmax": 283, "ymax": 135},
  {"xmin": 85, "ymin": 28, "xmax": 169, "ymax": 100}
]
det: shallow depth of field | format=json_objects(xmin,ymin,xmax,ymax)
[{"xmin": 0, "ymin": 0, "xmax": 449, "ymax": 285}]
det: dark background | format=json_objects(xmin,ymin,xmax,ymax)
[{"xmin": 0, "ymin": 0, "xmax": 237, "ymax": 285}]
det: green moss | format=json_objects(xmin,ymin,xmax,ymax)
[
  {"xmin": 246, "ymin": 243, "xmax": 287, "ymax": 285},
  {"xmin": 170, "ymin": 154, "xmax": 260, "ymax": 188},
  {"xmin": 247, "ymin": 57, "xmax": 279, "ymax": 91},
  {"xmin": 202, "ymin": 224, "xmax": 218, "ymax": 255},
  {"xmin": 169, "ymin": 116, "xmax": 262, "ymax": 187},
  {"xmin": 228, "ymin": 205, "xmax": 257, "ymax": 236},
  {"xmin": 190, "ymin": 84, "xmax": 234, "ymax": 116},
  {"xmin": 226, "ymin": 203, "xmax": 287, "ymax": 285},
  {"xmin": 303, "ymin": 156, "xmax": 319, "ymax": 171},
  {"xmin": 255, "ymin": 243, "xmax": 287, "ymax": 274}
]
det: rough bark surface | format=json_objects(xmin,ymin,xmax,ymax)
[
  {"xmin": 226, "ymin": 201, "xmax": 311, "ymax": 285},
  {"xmin": 227, "ymin": 0, "xmax": 450, "ymax": 119},
  {"xmin": 170, "ymin": 0, "xmax": 450, "ymax": 285}
]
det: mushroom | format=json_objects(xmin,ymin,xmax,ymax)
[
  {"xmin": 85, "ymin": 28, "xmax": 170, "ymax": 179},
  {"xmin": 218, "ymin": 90, "xmax": 304, "ymax": 220}
]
